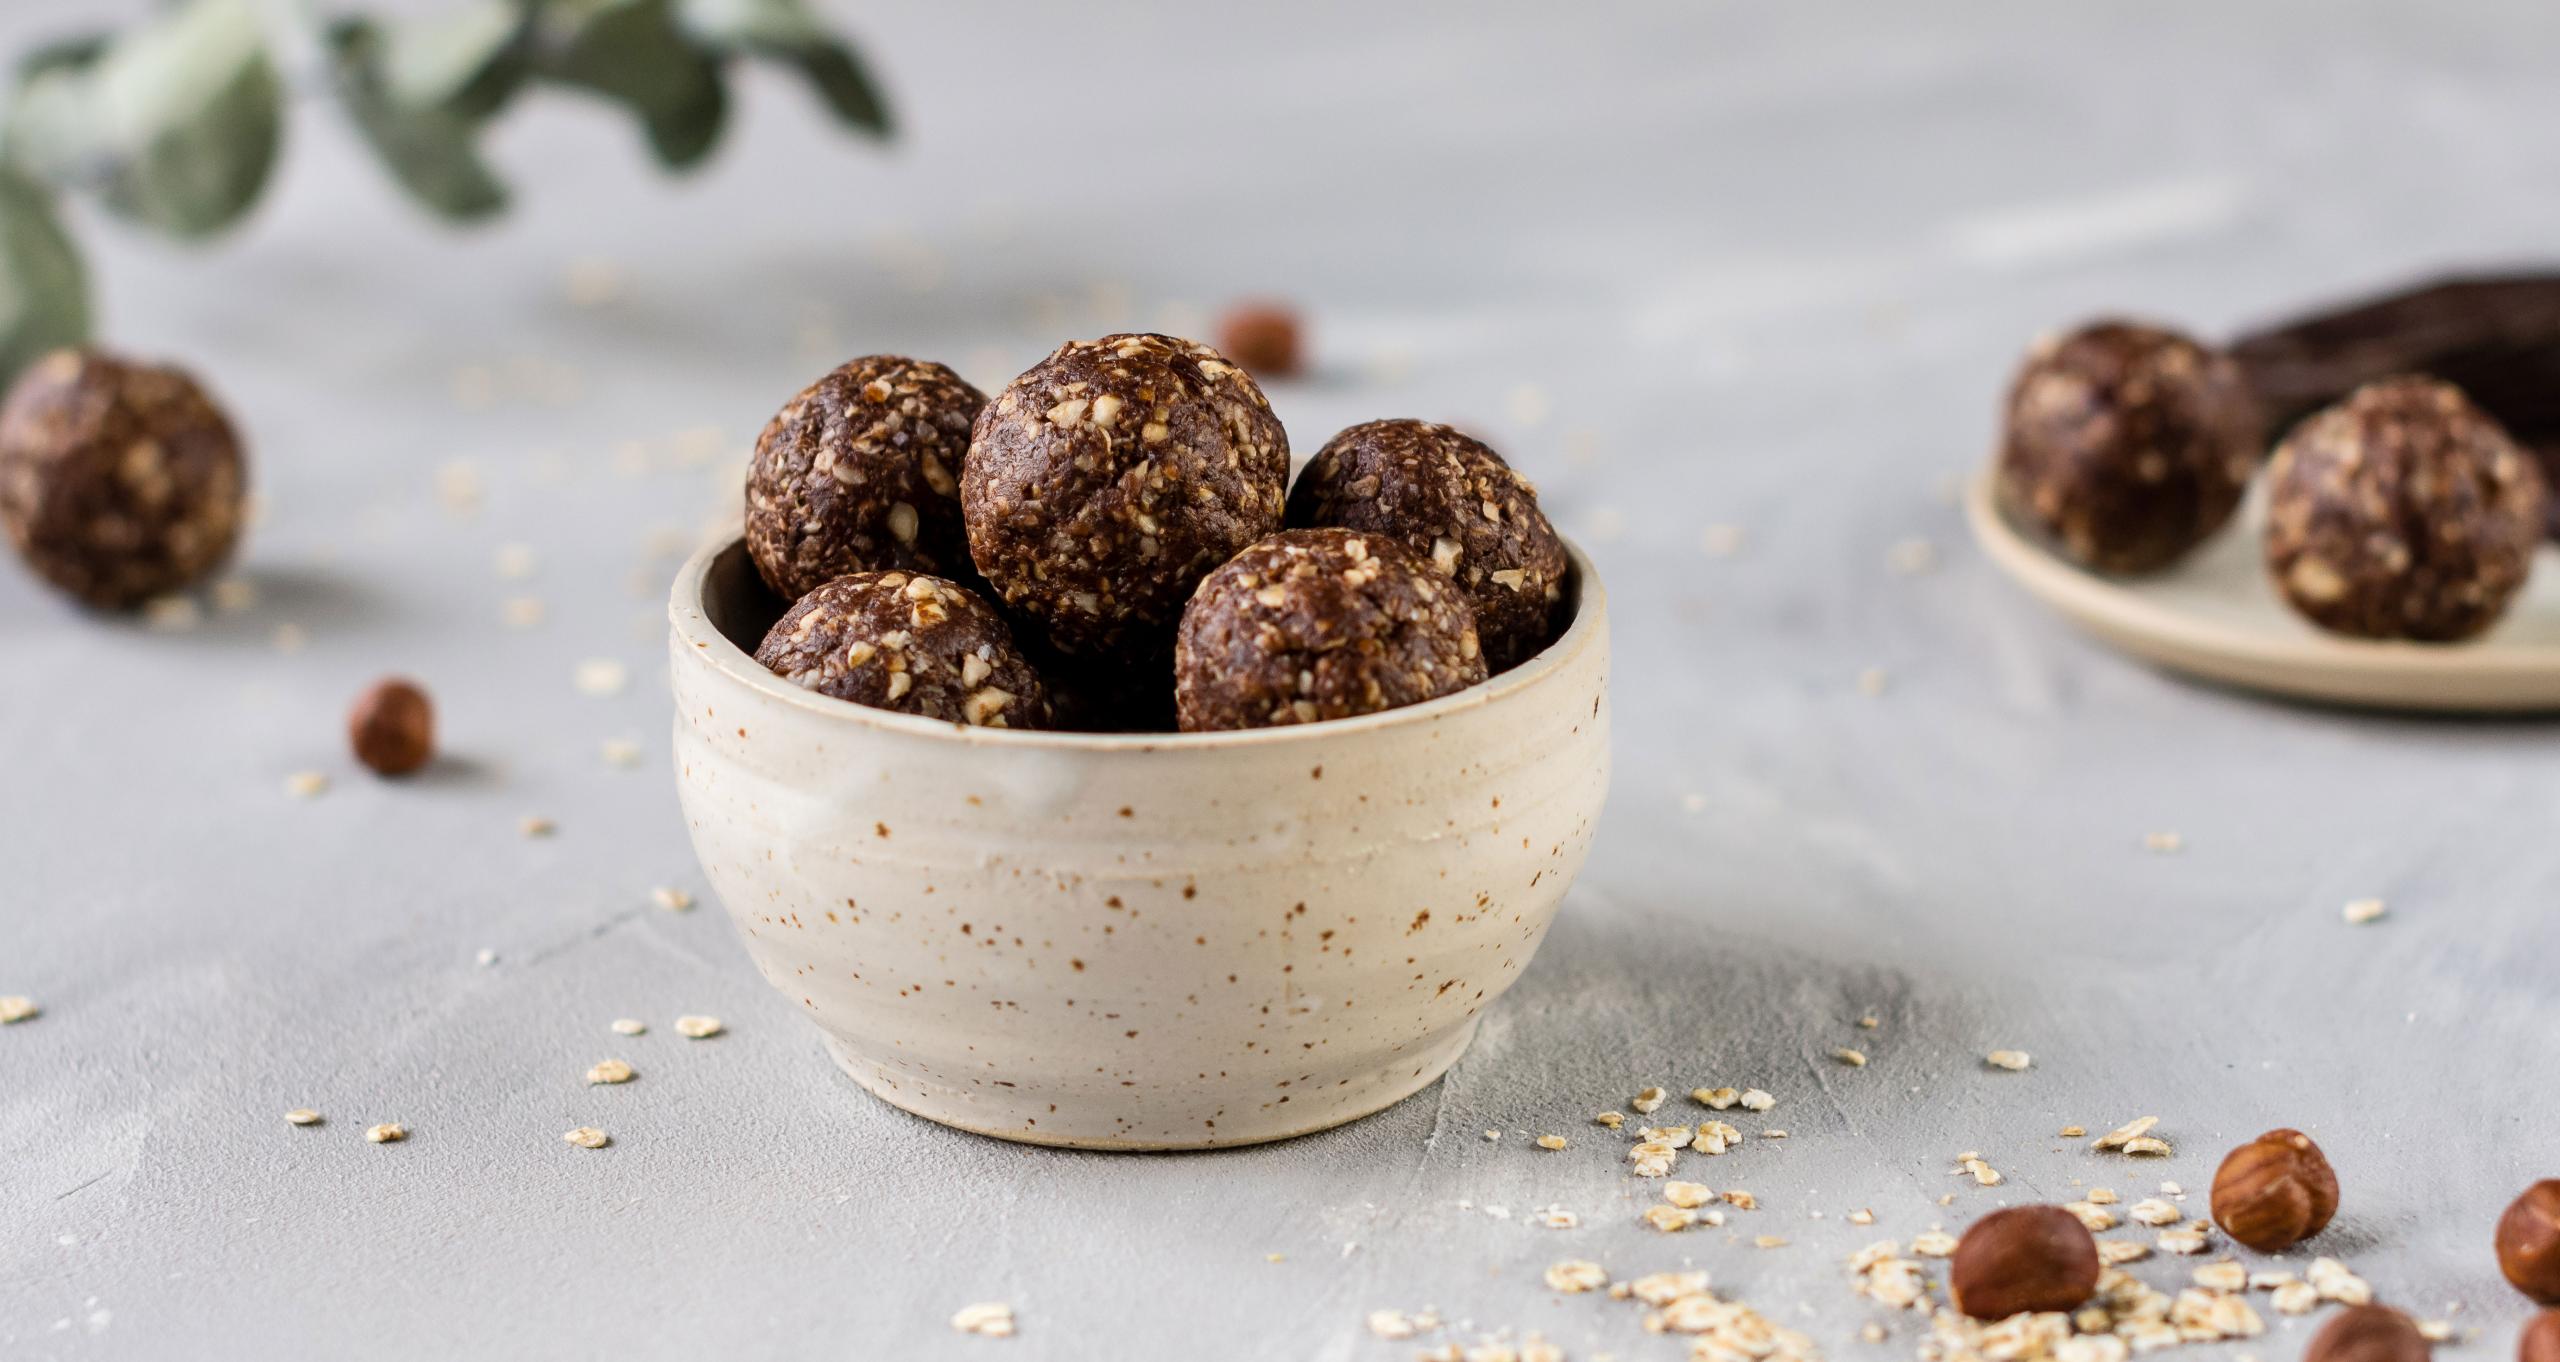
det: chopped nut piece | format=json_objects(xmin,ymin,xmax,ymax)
[
  {"xmin": 1366, "ymin": 1310, "xmax": 1419, "ymax": 1340},
  {"xmin": 365, "ymin": 1122, "xmax": 406, "ymax": 1143},
  {"xmin": 573, "ymin": 658, "xmax": 629, "ymax": 697},
  {"xmin": 1832, "ymin": 1047, "xmax": 1869, "ymax": 1067},
  {"xmin": 2060, "ymin": 1125, "xmax": 2088, "ymax": 1138},
  {"xmin": 1986, "ymin": 1050, "xmax": 2032, "ymax": 1071},
  {"xmin": 675, "ymin": 1015, "xmax": 723, "ymax": 1039},
  {"xmin": 585, "ymin": 1058, "xmax": 635, "ymax": 1085},
  {"xmin": 1593, "ymin": 1111, "xmax": 1626, "ymax": 1129},
  {"xmin": 1483, "ymin": 1129, "xmax": 1502, "ymax": 1142},
  {"xmin": 2129, "ymin": 1199, "xmax": 2182, "ymax": 1226},
  {"xmin": 1535, "ymin": 1134, "xmax": 1567, "ymax": 1151},
  {"xmin": 1644, "ymin": 1205, "xmax": 1698, "ymax": 1233},
  {"xmin": 2157, "ymin": 1228, "xmax": 2210, "ymax": 1255},
  {"xmin": 2193, "ymin": 1262, "xmax": 2249, "ymax": 1293},
  {"xmin": 1848, "ymin": 1209, "xmax": 1877, "ymax": 1226},
  {"xmin": 563, "ymin": 1127, "xmax": 609, "ymax": 1149},
  {"xmin": 2306, "ymin": 1257, "xmax": 2372, "ymax": 1306},
  {"xmin": 1721, "ymin": 1190, "xmax": 1758, "ymax": 1211},
  {"xmin": 1544, "ymin": 1260, "xmax": 1607, "ymax": 1294},
  {"xmin": 284, "ymin": 1108, "xmax": 322, "ymax": 1126},
  {"xmin": 2093, "ymin": 1116, "xmax": 2160, "ymax": 1150},
  {"xmin": 949, "ymin": 1301, "xmax": 1015, "ymax": 1338},
  {"xmin": 2065, "ymin": 1202, "xmax": 2120, "ymax": 1232}
]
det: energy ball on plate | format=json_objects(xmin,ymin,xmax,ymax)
[
  {"xmin": 744, "ymin": 355, "xmax": 985, "ymax": 600},
  {"xmin": 754, "ymin": 571, "xmax": 1051, "ymax": 729},
  {"xmin": 2265, "ymin": 376, "xmax": 2545, "ymax": 642},
  {"xmin": 0, "ymin": 348, "xmax": 246, "ymax": 609},
  {"xmin": 963, "ymin": 334, "xmax": 1288, "ymax": 657},
  {"xmin": 1175, "ymin": 527, "xmax": 1486, "ymax": 732},
  {"xmin": 1285, "ymin": 419, "xmax": 1567, "ymax": 670},
  {"xmin": 1996, "ymin": 321, "xmax": 2260, "ymax": 575}
]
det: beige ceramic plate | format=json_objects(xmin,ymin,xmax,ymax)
[{"xmin": 1966, "ymin": 470, "xmax": 2560, "ymax": 712}]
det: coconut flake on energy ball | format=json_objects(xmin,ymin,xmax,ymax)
[
  {"xmin": 961, "ymin": 334, "xmax": 1287, "ymax": 658},
  {"xmin": 1285, "ymin": 418, "xmax": 1567, "ymax": 670}
]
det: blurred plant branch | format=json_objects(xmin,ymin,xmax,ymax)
[{"xmin": 0, "ymin": 0, "xmax": 893, "ymax": 380}]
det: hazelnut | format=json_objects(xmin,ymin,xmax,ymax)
[
  {"xmin": 2304, "ymin": 1305, "xmax": 2431, "ymax": 1362},
  {"xmin": 348, "ymin": 678, "xmax": 435, "ymax": 776},
  {"xmin": 2522, "ymin": 1310, "xmax": 2560, "ymax": 1362},
  {"xmin": 2210, "ymin": 1128, "xmax": 2340, "ymax": 1251},
  {"xmin": 1214, "ymin": 300, "xmax": 1303, "ymax": 380},
  {"xmin": 2500, "ymin": 1181, "xmax": 2560, "ymax": 1304},
  {"xmin": 1947, "ymin": 1205, "xmax": 2101, "ymax": 1320}
]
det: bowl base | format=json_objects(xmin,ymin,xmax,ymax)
[{"xmin": 821, "ymin": 1017, "xmax": 1485, "ymax": 1151}]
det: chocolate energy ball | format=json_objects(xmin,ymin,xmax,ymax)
[
  {"xmin": 754, "ymin": 571, "xmax": 1052, "ymax": 729},
  {"xmin": 1175, "ymin": 528, "xmax": 1486, "ymax": 733},
  {"xmin": 744, "ymin": 355, "xmax": 986, "ymax": 600},
  {"xmin": 962, "ymin": 334, "xmax": 1288, "ymax": 657},
  {"xmin": 1284, "ymin": 419, "xmax": 1567, "ymax": 670},
  {"xmin": 1996, "ymin": 321, "xmax": 2260, "ymax": 575},
  {"xmin": 0, "ymin": 349, "xmax": 246, "ymax": 609},
  {"xmin": 2264, "ymin": 376, "xmax": 2546, "ymax": 642}
]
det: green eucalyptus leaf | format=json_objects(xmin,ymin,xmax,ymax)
[
  {"xmin": 0, "ymin": 165, "xmax": 90, "ymax": 384},
  {"xmin": 678, "ymin": 0, "xmax": 891, "ymax": 136},
  {"xmin": 4, "ymin": 0, "xmax": 283, "ymax": 241},
  {"xmin": 532, "ymin": 0, "xmax": 728, "ymax": 170},
  {"xmin": 377, "ymin": 0, "xmax": 529, "ymax": 121},
  {"xmin": 328, "ymin": 19, "xmax": 509, "ymax": 222},
  {"xmin": 17, "ymin": 32, "xmax": 110, "ymax": 83}
]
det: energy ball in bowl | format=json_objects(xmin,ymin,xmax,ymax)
[
  {"xmin": 963, "ymin": 334, "xmax": 1288, "ymax": 657},
  {"xmin": 1996, "ymin": 321, "xmax": 2260, "ymax": 575},
  {"xmin": 1175, "ymin": 527, "xmax": 1486, "ymax": 732},
  {"xmin": 754, "ymin": 571, "xmax": 1051, "ymax": 729},
  {"xmin": 744, "ymin": 355, "xmax": 985, "ymax": 600},
  {"xmin": 0, "ymin": 349, "xmax": 246, "ymax": 609},
  {"xmin": 1285, "ymin": 419, "xmax": 1567, "ymax": 670},
  {"xmin": 2265, "ymin": 376, "xmax": 2546, "ymax": 642}
]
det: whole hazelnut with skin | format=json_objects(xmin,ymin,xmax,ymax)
[
  {"xmin": 1215, "ymin": 300, "xmax": 1304, "ymax": 381},
  {"xmin": 2304, "ymin": 1305, "xmax": 2432, "ymax": 1362},
  {"xmin": 2521, "ymin": 1310, "xmax": 2560, "ymax": 1362},
  {"xmin": 348, "ymin": 678, "xmax": 435, "ymax": 776},
  {"xmin": 1946, "ymin": 1205, "xmax": 2101, "ymax": 1320},
  {"xmin": 2210, "ymin": 1128, "xmax": 2339, "ymax": 1251},
  {"xmin": 2499, "ymin": 1181, "xmax": 2560, "ymax": 1304}
]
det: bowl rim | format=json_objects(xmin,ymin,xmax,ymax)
[{"xmin": 669, "ymin": 530, "xmax": 1608, "ymax": 751}]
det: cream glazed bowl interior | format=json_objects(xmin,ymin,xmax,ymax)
[{"xmin": 668, "ymin": 534, "xmax": 1611, "ymax": 1149}]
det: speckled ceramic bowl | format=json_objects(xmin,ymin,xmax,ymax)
[{"xmin": 668, "ymin": 535, "xmax": 1610, "ymax": 1149}]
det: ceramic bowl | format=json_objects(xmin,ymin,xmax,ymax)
[{"xmin": 667, "ymin": 535, "xmax": 1611, "ymax": 1149}]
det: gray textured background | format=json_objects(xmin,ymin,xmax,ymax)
[{"xmin": 5, "ymin": 3, "xmax": 2559, "ymax": 1358}]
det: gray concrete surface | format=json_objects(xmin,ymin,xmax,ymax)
[{"xmin": 5, "ymin": 2, "xmax": 2559, "ymax": 1358}]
